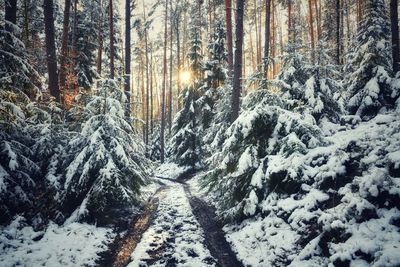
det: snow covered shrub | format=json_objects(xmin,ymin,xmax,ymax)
[
  {"xmin": 203, "ymin": 91, "xmax": 326, "ymax": 221},
  {"xmin": 167, "ymin": 87, "xmax": 201, "ymax": 172},
  {"xmin": 344, "ymin": 0, "xmax": 399, "ymax": 120},
  {"xmin": 57, "ymin": 79, "xmax": 152, "ymax": 225},
  {"xmin": 148, "ymin": 123, "xmax": 162, "ymax": 162}
]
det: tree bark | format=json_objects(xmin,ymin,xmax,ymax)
[
  {"xmin": 97, "ymin": 0, "xmax": 103, "ymax": 76},
  {"xmin": 125, "ymin": 0, "xmax": 131, "ymax": 117},
  {"xmin": 161, "ymin": 0, "xmax": 168, "ymax": 163},
  {"xmin": 391, "ymin": 0, "xmax": 399, "ymax": 73},
  {"xmin": 314, "ymin": 0, "xmax": 321, "ymax": 41},
  {"xmin": 143, "ymin": 0, "xmax": 150, "ymax": 148},
  {"xmin": 43, "ymin": 0, "xmax": 60, "ymax": 102},
  {"xmin": 150, "ymin": 43, "xmax": 154, "ymax": 135},
  {"xmin": 5, "ymin": 0, "xmax": 17, "ymax": 33},
  {"xmin": 109, "ymin": 0, "xmax": 115, "ymax": 79},
  {"xmin": 288, "ymin": 0, "xmax": 292, "ymax": 42},
  {"xmin": 308, "ymin": 0, "xmax": 315, "ymax": 64},
  {"xmin": 264, "ymin": 0, "xmax": 271, "ymax": 78},
  {"xmin": 230, "ymin": 0, "xmax": 245, "ymax": 122},
  {"xmin": 59, "ymin": 0, "xmax": 71, "ymax": 97},
  {"xmin": 175, "ymin": 13, "xmax": 181, "ymax": 110},
  {"xmin": 168, "ymin": 0, "xmax": 173, "ymax": 135},
  {"xmin": 335, "ymin": 0, "xmax": 340, "ymax": 65},
  {"xmin": 224, "ymin": 0, "xmax": 234, "ymax": 77}
]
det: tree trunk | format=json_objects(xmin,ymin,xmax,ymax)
[
  {"xmin": 150, "ymin": 43, "xmax": 154, "ymax": 135},
  {"xmin": 356, "ymin": 0, "xmax": 361, "ymax": 26},
  {"xmin": 59, "ymin": 0, "xmax": 71, "ymax": 97},
  {"xmin": 176, "ymin": 15, "xmax": 181, "ymax": 110},
  {"xmin": 225, "ymin": 0, "xmax": 234, "ymax": 77},
  {"xmin": 97, "ymin": 0, "xmax": 103, "ymax": 76},
  {"xmin": 314, "ymin": 0, "xmax": 321, "ymax": 41},
  {"xmin": 308, "ymin": 0, "xmax": 315, "ymax": 64},
  {"xmin": 125, "ymin": 0, "xmax": 131, "ymax": 117},
  {"xmin": 143, "ymin": 0, "xmax": 150, "ymax": 148},
  {"xmin": 391, "ymin": 0, "xmax": 399, "ymax": 74},
  {"xmin": 335, "ymin": 0, "xmax": 340, "ymax": 65},
  {"xmin": 264, "ymin": 0, "xmax": 271, "ymax": 78},
  {"xmin": 5, "ymin": 0, "xmax": 17, "ymax": 33},
  {"xmin": 72, "ymin": 0, "xmax": 78, "ymax": 70},
  {"xmin": 230, "ymin": 0, "xmax": 245, "ymax": 122},
  {"xmin": 168, "ymin": 0, "xmax": 173, "ymax": 135},
  {"xmin": 271, "ymin": 0, "xmax": 276, "ymax": 77},
  {"xmin": 288, "ymin": 0, "xmax": 292, "ymax": 42},
  {"xmin": 161, "ymin": 0, "xmax": 168, "ymax": 163},
  {"xmin": 43, "ymin": 0, "xmax": 60, "ymax": 102},
  {"xmin": 109, "ymin": 0, "xmax": 115, "ymax": 79},
  {"xmin": 23, "ymin": 0, "xmax": 30, "ymax": 46},
  {"xmin": 254, "ymin": 0, "xmax": 260, "ymax": 67}
]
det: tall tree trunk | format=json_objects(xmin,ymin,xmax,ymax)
[
  {"xmin": 125, "ymin": 0, "xmax": 131, "ymax": 117},
  {"xmin": 72, "ymin": 0, "xmax": 78, "ymax": 65},
  {"xmin": 109, "ymin": 0, "xmax": 115, "ymax": 79},
  {"xmin": 308, "ymin": 0, "xmax": 315, "ymax": 64},
  {"xmin": 43, "ymin": 0, "xmax": 60, "ymax": 102},
  {"xmin": 141, "ymin": 55, "xmax": 146, "ymax": 142},
  {"xmin": 391, "ymin": 0, "xmax": 399, "ymax": 74},
  {"xmin": 264, "ymin": 0, "xmax": 271, "ymax": 78},
  {"xmin": 5, "ymin": 0, "xmax": 17, "ymax": 33},
  {"xmin": 143, "ymin": 0, "xmax": 150, "ymax": 148},
  {"xmin": 271, "ymin": 0, "xmax": 276, "ymax": 77},
  {"xmin": 168, "ymin": 0, "xmax": 173, "ymax": 135},
  {"xmin": 335, "ymin": 0, "xmax": 340, "ymax": 65},
  {"xmin": 23, "ymin": 0, "xmax": 30, "ymax": 46},
  {"xmin": 254, "ymin": 0, "xmax": 260, "ymax": 66},
  {"xmin": 97, "ymin": 0, "xmax": 103, "ymax": 76},
  {"xmin": 225, "ymin": 0, "xmax": 234, "ymax": 77},
  {"xmin": 356, "ymin": 0, "xmax": 361, "ymax": 26},
  {"xmin": 161, "ymin": 0, "xmax": 168, "ymax": 163},
  {"xmin": 176, "ymin": 15, "xmax": 181, "ymax": 110},
  {"xmin": 314, "ymin": 0, "xmax": 321, "ymax": 41},
  {"xmin": 59, "ymin": 0, "xmax": 71, "ymax": 97},
  {"xmin": 230, "ymin": 0, "xmax": 245, "ymax": 122},
  {"xmin": 288, "ymin": 0, "xmax": 292, "ymax": 42},
  {"xmin": 150, "ymin": 43, "xmax": 154, "ymax": 135}
]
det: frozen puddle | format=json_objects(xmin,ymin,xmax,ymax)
[{"xmin": 128, "ymin": 184, "xmax": 216, "ymax": 266}]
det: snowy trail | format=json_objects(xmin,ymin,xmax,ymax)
[{"xmin": 128, "ymin": 183, "xmax": 216, "ymax": 266}]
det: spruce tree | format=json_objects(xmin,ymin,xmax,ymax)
[
  {"xmin": 345, "ymin": 0, "xmax": 399, "ymax": 120},
  {"xmin": 58, "ymin": 79, "xmax": 151, "ymax": 225}
]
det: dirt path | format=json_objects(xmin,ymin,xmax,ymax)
[{"xmin": 99, "ymin": 177, "xmax": 242, "ymax": 267}]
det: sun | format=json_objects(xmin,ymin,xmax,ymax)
[{"xmin": 179, "ymin": 71, "xmax": 192, "ymax": 85}]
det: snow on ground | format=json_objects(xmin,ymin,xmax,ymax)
[
  {"xmin": 0, "ymin": 216, "xmax": 115, "ymax": 267},
  {"xmin": 129, "ymin": 184, "xmax": 216, "ymax": 266},
  {"xmin": 155, "ymin": 163, "xmax": 190, "ymax": 180}
]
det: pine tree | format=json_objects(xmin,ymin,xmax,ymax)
[
  {"xmin": 345, "ymin": 0, "xmax": 399, "ymax": 120},
  {"xmin": 57, "ymin": 79, "xmax": 151, "ymax": 225},
  {"xmin": 204, "ymin": 20, "xmax": 227, "ymax": 89},
  {"xmin": 167, "ymin": 87, "xmax": 200, "ymax": 169}
]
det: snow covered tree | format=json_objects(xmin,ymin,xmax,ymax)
[
  {"xmin": 203, "ymin": 91, "xmax": 326, "ymax": 222},
  {"xmin": 187, "ymin": 27, "xmax": 204, "ymax": 82},
  {"xmin": 167, "ymin": 87, "xmax": 200, "ymax": 170},
  {"xmin": 0, "ymin": 10, "xmax": 39, "ymax": 97},
  {"xmin": 204, "ymin": 20, "xmax": 227, "ymax": 89},
  {"xmin": 57, "ymin": 79, "xmax": 152, "ymax": 225},
  {"xmin": 345, "ymin": 0, "xmax": 399, "ymax": 120}
]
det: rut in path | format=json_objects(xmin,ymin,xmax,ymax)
[{"xmin": 184, "ymin": 184, "xmax": 243, "ymax": 267}]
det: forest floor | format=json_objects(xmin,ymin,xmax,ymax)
[{"xmin": 101, "ymin": 171, "xmax": 242, "ymax": 267}]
